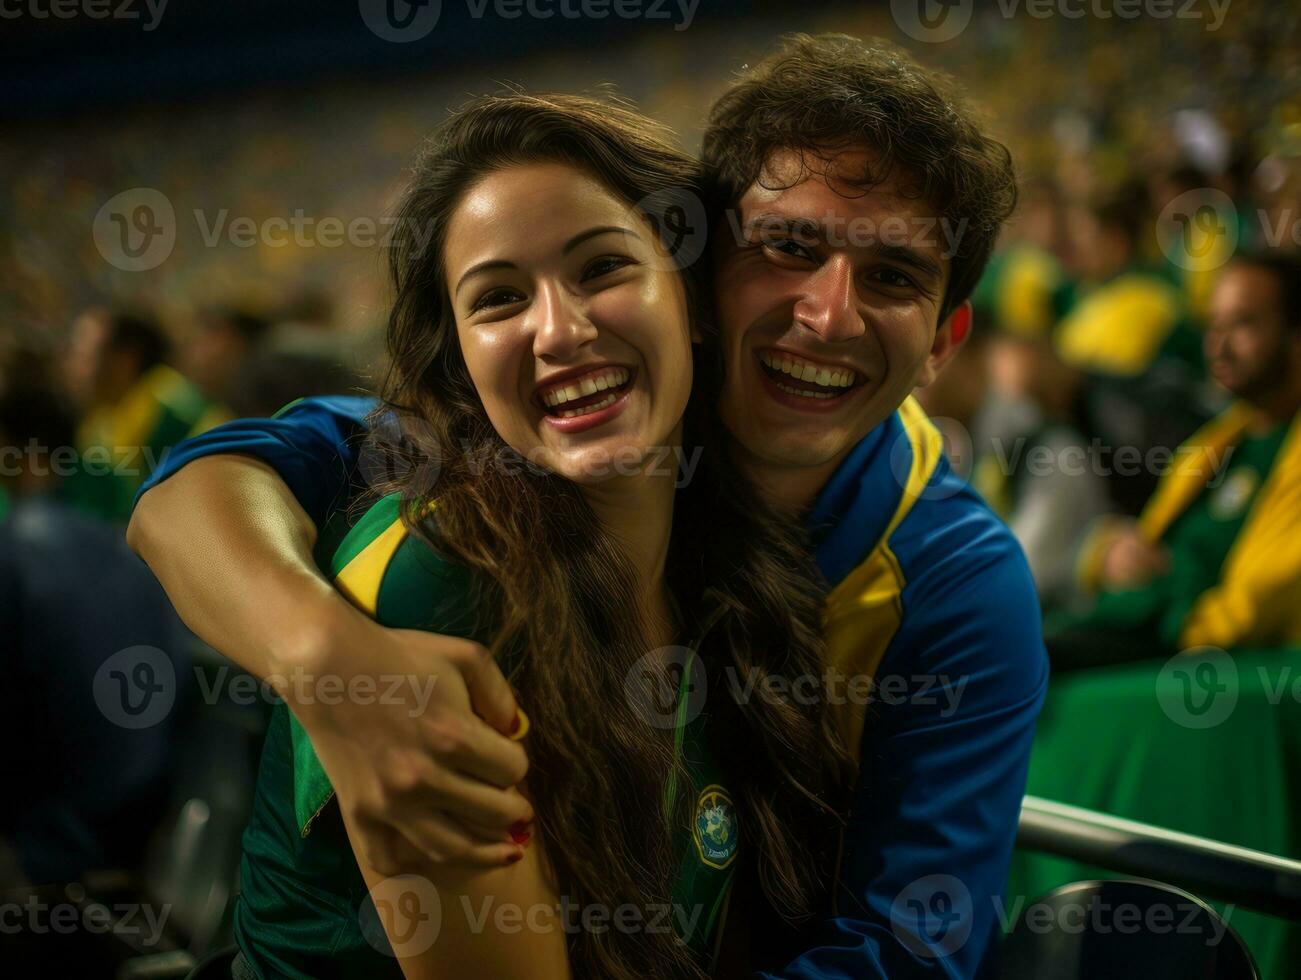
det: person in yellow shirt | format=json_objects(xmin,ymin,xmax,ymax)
[
  {"xmin": 1051, "ymin": 248, "xmax": 1301, "ymax": 669},
  {"xmin": 61, "ymin": 308, "xmax": 224, "ymax": 522}
]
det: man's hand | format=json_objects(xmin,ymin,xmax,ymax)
[
  {"xmin": 129, "ymin": 454, "xmax": 532, "ymax": 878},
  {"xmin": 288, "ymin": 601, "xmax": 534, "ymax": 877},
  {"xmin": 1099, "ymin": 522, "xmax": 1170, "ymax": 591}
]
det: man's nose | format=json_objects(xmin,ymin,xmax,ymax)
[
  {"xmin": 792, "ymin": 255, "xmax": 865, "ymax": 343},
  {"xmin": 530, "ymin": 280, "xmax": 598, "ymax": 360}
]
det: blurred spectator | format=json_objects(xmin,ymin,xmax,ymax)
[
  {"xmin": 0, "ymin": 350, "xmax": 191, "ymax": 884},
  {"xmin": 182, "ymin": 306, "xmax": 271, "ymax": 408},
  {"xmin": 225, "ymin": 325, "xmax": 368, "ymax": 418},
  {"xmin": 970, "ymin": 179, "xmax": 1074, "ymax": 343},
  {"xmin": 919, "ymin": 321, "xmax": 1109, "ymax": 610},
  {"xmin": 60, "ymin": 308, "xmax": 224, "ymax": 522},
  {"xmin": 1049, "ymin": 249, "xmax": 1301, "ymax": 670},
  {"xmin": 1056, "ymin": 190, "xmax": 1216, "ymax": 512}
]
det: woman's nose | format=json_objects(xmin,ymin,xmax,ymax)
[{"xmin": 530, "ymin": 280, "xmax": 598, "ymax": 360}]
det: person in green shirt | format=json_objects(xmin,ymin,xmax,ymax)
[
  {"xmin": 1051, "ymin": 248, "xmax": 1301, "ymax": 670},
  {"xmin": 228, "ymin": 93, "xmax": 851, "ymax": 980},
  {"xmin": 61, "ymin": 308, "xmax": 225, "ymax": 523}
]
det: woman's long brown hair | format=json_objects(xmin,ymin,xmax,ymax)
[{"xmin": 371, "ymin": 93, "xmax": 853, "ymax": 979}]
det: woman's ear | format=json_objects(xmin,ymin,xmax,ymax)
[{"xmin": 915, "ymin": 301, "xmax": 973, "ymax": 388}]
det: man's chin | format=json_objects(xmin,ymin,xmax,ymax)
[{"xmin": 736, "ymin": 428, "xmax": 856, "ymax": 472}]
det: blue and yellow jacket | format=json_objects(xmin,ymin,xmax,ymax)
[{"xmin": 138, "ymin": 395, "xmax": 1048, "ymax": 979}]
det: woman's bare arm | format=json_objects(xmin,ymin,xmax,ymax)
[
  {"xmin": 350, "ymin": 816, "xmax": 570, "ymax": 980},
  {"xmin": 127, "ymin": 454, "xmax": 534, "ymax": 870}
]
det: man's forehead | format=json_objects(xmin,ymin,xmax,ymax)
[
  {"xmin": 742, "ymin": 145, "xmax": 928, "ymax": 217},
  {"xmin": 733, "ymin": 145, "xmax": 952, "ymax": 277}
]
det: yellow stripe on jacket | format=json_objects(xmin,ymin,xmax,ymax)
[{"xmin": 822, "ymin": 398, "xmax": 945, "ymax": 763}]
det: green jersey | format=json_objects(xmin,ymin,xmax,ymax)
[{"xmin": 232, "ymin": 493, "xmax": 740, "ymax": 977}]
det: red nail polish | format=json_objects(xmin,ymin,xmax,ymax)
[
  {"xmin": 508, "ymin": 821, "xmax": 531, "ymax": 844},
  {"xmin": 508, "ymin": 713, "xmax": 521, "ymax": 736},
  {"xmin": 507, "ymin": 850, "xmax": 524, "ymax": 863}
]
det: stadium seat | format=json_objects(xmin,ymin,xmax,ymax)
[
  {"xmin": 185, "ymin": 946, "xmax": 239, "ymax": 980},
  {"xmin": 1000, "ymin": 878, "xmax": 1257, "ymax": 979}
]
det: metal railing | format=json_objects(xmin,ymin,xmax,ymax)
[{"xmin": 1016, "ymin": 796, "xmax": 1301, "ymax": 920}]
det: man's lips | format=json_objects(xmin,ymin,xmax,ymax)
[
  {"xmin": 754, "ymin": 348, "xmax": 869, "ymax": 412},
  {"xmin": 758, "ymin": 348, "xmax": 865, "ymax": 390}
]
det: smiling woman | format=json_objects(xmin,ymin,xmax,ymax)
[{"xmin": 228, "ymin": 93, "xmax": 851, "ymax": 980}]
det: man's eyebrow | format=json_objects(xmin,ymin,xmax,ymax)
[
  {"xmin": 742, "ymin": 213, "xmax": 821, "ymax": 241},
  {"xmin": 741, "ymin": 212, "xmax": 945, "ymax": 282},
  {"xmin": 876, "ymin": 243, "xmax": 944, "ymax": 284},
  {"xmin": 454, "ymin": 226, "xmax": 640, "ymax": 300}
]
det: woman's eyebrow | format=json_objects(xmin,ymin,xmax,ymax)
[
  {"xmin": 454, "ymin": 226, "xmax": 642, "ymax": 299},
  {"xmin": 454, "ymin": 260, "xmax": 515, "ymax": 299},
  {"xmin": 563, "ymin": 225, "xmax": 640, "ymax": 253}
]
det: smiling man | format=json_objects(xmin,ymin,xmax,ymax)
[{"xmin": 129, "ymin": 34, "xmax": 1046, "ymax": 978}]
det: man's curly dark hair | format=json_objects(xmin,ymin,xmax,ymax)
[{"xmin": 703, "ymin": 33, "xmax": 1018, "ymax": 321}]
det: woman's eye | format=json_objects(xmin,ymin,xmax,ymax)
[
  {"xmin": 471, "ymin": 287, "xmax": 524, "ymax": 312},
  {"xmin": 581, "ymin": 255, "xmax": 632, "ymax": 281}
]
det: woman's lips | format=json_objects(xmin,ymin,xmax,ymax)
[{"xmin": 541, "ymin": 385, "xmax": 632, "ymax": 433}]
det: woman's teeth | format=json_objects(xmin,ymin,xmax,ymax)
[
  {"xmin": 759, "ymin": 350, "xmax": 858, "ymax": 389},
  {"xmin": 540, "ymin": 366, "xmax": 631, "ymax": 417},
  {"xmin": 555, "ymin": 392, "xmax": 619, "ymax": 418}
]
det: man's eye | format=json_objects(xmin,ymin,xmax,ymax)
[
  {"xmin": 763, "ymin": 238, "xmax": 814, "ymax": 261},
  {"xmin": 582, "ymin": 255, "xmax": 633, "ymax": 281},
  {"xmin": 471, "ymin": 288, "xmax": 524, "ymax": 312},
  {"xmin": 869, "ymin": 267, "xmax": 917, "ymax": 290}
]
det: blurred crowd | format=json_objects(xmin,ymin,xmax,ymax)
[
  {"xmin": 0, "ymin": 303, "xmax": 366, "ymax": 894},
  {"xmin": 1, "ymin": 3, "xmax": 1300, "ymax": 969},
  {"xmin": 918, "ymin": 149, "xmax": 1301, "ymax": 668}
]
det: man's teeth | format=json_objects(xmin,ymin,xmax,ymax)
[
  {"xmin": 555, "ymin": 392, "xmax": 619, "ymax": 418},
  {"xmin": 541, "ymin": 367, "xmax": 630, "ymax": 408},
  {"xmin": 758, "ymin": 351, "xmax": 857, "ymax": 389}
]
